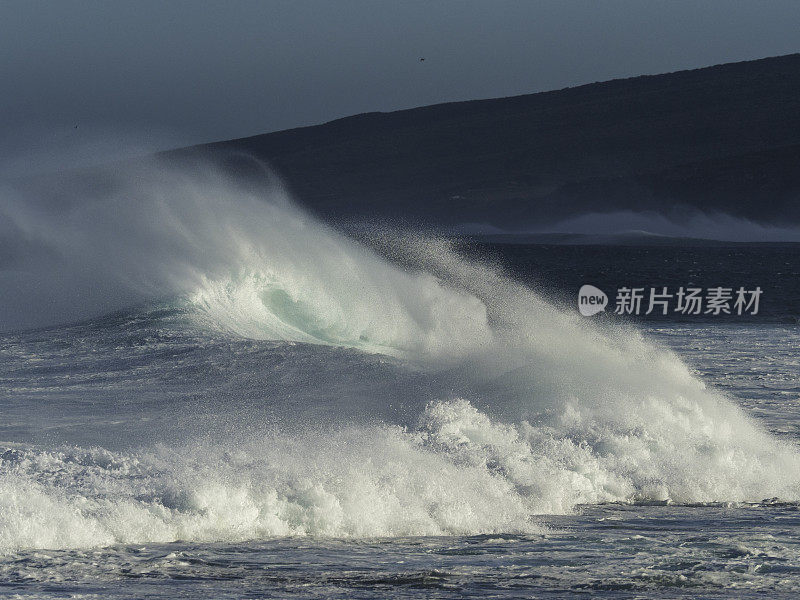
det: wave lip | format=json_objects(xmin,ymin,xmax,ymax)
[{"xmin": 188, "ymin": 264, "xmax": 490, "ymax": 360}]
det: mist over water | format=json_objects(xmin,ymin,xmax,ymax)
[
  {"xmin": 0, "ymin": 160, "xmax": 297, "ymax": 330},
  {"xmin": 552, "ymin": 210, "xmax": 800, "ymax": 241},
  {"xmin": 462, "ymin": 209, "xmax": 800, "ymax": 242},
  {"xmin": 1, "ymin": 159, "xmax": 800, "ymax": 553}
]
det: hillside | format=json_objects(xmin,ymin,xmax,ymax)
[{"xmin": 162, "ymin": 53, "xmax": 800, "ymax": 228}]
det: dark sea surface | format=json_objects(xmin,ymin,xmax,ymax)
[
  {"xmin": 1, "ymin": 242, "xmax": 799, "ymax": 599},
  {"xmin": 473, "ymin": 243, "xmax": 800, "ymax": 323}
]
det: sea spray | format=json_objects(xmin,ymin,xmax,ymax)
[{"xmin": 1, "ymin": 158, "xmax": 800, "ymax": 553}]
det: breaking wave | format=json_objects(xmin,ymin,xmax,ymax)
[{"xmin": 1, "ymin": 158, "xmax": 799, "ymax": 551}]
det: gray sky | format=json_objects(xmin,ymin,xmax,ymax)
[{"xmin": 2, "ymin": 0, "xmax": 800, "ymax": 172}]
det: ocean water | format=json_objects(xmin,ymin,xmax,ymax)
[{"xmin": 1, "ymin": 164, "xmax": 799, "ymax": 598}]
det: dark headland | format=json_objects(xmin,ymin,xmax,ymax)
[
  {"xmin": 17, "ymin": 53, "xmax": 800, "ymax": 235},
  {"xmin": 158, "ymin": 53, "xmax": 800, "ymax": 231}
]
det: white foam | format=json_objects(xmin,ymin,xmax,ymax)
[
  {"xmin": 2, "ymin": 159, "xmax": 799, "ymax": 552},
  {"xmin": 0, "ymin": 412, "xmax": 541, "ymax": 552},
  {"xmin": 185, "ymin": 219, "xmax": 800, "ymax": 510},
  {"xmin": 3, "ymin": 394, "xmax": 798, "ymax": 553}
]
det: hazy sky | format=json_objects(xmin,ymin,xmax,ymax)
[{"xmin": 2, "ymin": 0, "xmax": 800, "ymax": 170}]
